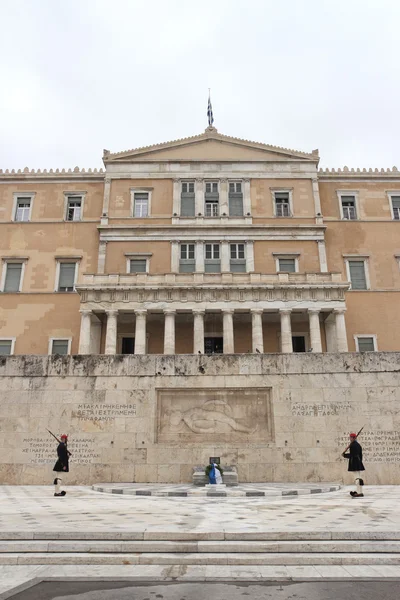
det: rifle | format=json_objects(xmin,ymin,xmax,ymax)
[
  {"xmin": 46, "ymin": 429, "xmax": 72, "ymax": 457},
  {"xmin": 341, "ymin": 425, "xmax": 364, "ymax": 457}
]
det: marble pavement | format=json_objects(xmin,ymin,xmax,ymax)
[{"xmin": 1, "ymin": 484, "xmax": 400, "ymax": 597}]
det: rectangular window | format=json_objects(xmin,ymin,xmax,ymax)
[
  {"xmin": 341, "ymin": 196, "xmax": 357, "ymax": 220},
  {"xmin": 391, "ymin": 196, "xmax": 400, "ymax": 220},
  {"xmin": 356, "ymin": 336, "xmax": 376, "ymax": 352},
  {"xmin": 274, "ymin": 192, "xmax": 291, "ymax": 217},
  {"xmin": 180, "ymin": 181, "xmax": 195, "ymax": 217},
  {"xmin": 230, "ymin": 243, "xmax": 246, "ymax": 272},
  {"xmin": 3, "ymin": 263, "xmax": 23, "ymax": 292},
  {"xmin": 51, "ymin": 339, "xmax": 70, "ymax": 355},
  {"xmin": 205, "ymin": 181, "xmax": 219, "ymax": 217},
  {"xmin": 179, "ymin": 243, "xmax": 195, "ymax": 273},
  {"xmin": 66, "ymin": 196, "xmax": 82, "ymax": 221},
  {"xmin": 15, "ymin": 198, "xmax": 31, "ymax": 222},
  {"xmin": 229, "ymin": 181, "xmax": 244, "ymax": 216},
  {"xmin": 129, "ymin": 259, "xmax": 147, "ymax": 273},
  {"xmin": 134, "ymin": 192, "xmax": 149, "ymax": 217},
  {"xmin": 58, "ymin": 262, "xmax": 76, "ymax": 292},
  {"xmin": 348, "ymin": 260, "xmax": 367, "ymax": 290},
  {"xmin": 278, "ymin": 258, "xmax": 296, "ymax": 272},
  {"xmin": 204, "ymin": 243, "xmax": 221, "ymax": 273},
  {"xmin": 0, "ymin": 340, "xmax": 13, "ymax": 355}
]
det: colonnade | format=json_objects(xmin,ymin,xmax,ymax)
[{"xmin": 78, "ymin": 307, "xmax": 348, "ymax": 354}]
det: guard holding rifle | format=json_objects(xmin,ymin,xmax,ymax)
[
  {"xmin": 342, "ymin": 431, "xmax": 365, "ymax": 498},
  {"xmin": 49, "ymin": 431, "xmax": 71, "ymax": 497}
]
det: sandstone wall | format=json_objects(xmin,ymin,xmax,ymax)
[{"xmin": 0, "ymin": 353, "xmax": 399, "ymax": 485}]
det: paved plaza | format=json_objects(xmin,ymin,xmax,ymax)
[{"xmin": 1, "ymin": 484, "xmax": 400, "ymax": 598}]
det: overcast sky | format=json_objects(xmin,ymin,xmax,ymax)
[{"xmin": 0, "ymin": 0, "xmax": 399, "ymax": 170}]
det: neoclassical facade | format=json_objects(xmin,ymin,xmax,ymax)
[{"xmin": 1, "ymin": 127, "xmax": 399, "ymax": 356}]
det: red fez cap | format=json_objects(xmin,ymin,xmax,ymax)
[
  {"xmin": 349, "ymin": 432, "xmax": 357, "ymax": 438},
  {"xmin": 60, "ymin": 434, "xmax": 68, "ymax": 440}
]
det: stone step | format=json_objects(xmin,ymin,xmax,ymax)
[
  {"xmin": 1, "ymin": 552, "xmax": 400, "ymax": 566},
  {"xmin": 92, "ymin": 484, "xmax": 341, "ymax": 497},
  {"xmin": 1, "ymin": 540, "xmax": 400, "ymax": 554},
  {"xmin": 1, "ymin": 531, "xmax": 399, "ymax": 541}
]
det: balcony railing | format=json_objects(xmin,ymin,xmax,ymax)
[{"xmin": 78, "ymin": 271, "xmax": 346, "ymax": 288}]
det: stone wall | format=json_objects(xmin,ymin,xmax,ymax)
[{"xmin": 0, "ymin": 353, "xmax": 399, "ymax": 485}]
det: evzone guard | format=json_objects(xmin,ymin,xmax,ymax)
[
  {"xmin": 48, "ymin": 430, "xmax": 71, "ymax": 497},
  {"xmin": 342, "ymin": 431, "xmax": 365, "ymax": 498}
]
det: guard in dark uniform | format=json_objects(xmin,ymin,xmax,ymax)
[
  {"xmin": 53, "ymin": 434, "xmax": 69, "ymax": 497},
  {"xmin": 342, "ymin": 432, "xmax": 365, "ymax": 498}
]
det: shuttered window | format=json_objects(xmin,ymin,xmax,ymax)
[
  {"xmin": 391, "ymin": 196, "xmax": 400, "ymax": 220},
  {"xmin": 204, "ymin": 243, "xmax": 221, "ymax": 273},
  {"xmin": 134, "ymin": 193, "xmax": 149, "ymax": 217},
  {"xmin": 180, "ymin": 182, "xmax": 195, "ymax": 217},
  {"xmin": 341, "ymin": 196, "xmax": 357, "ymax": 220},
  {"xmin": 4, "ymin": 263, "xmax": 22, "ymax": 292},
  {"xmin": 180, "ymin": 243, "xmax": 195, "ymax": 271},
  {"xmin": 66, "ymin": 196, "xmax": 82, "ymax": 221},
  {"xmin": 274, "ymin": 192, "xmax": 291, "ymax": 217},
  {"xmin": 230, "ymin": 243, "xmax": 246, "ymax": 272},
  {"xmin": 129, "ymin": 259, "xmax": 147, "ymax": 273},
  {"xmin": 278, "ymin": 258, "xmax": 296, "ymax": 272},
  {"xmin": 205, "ymin": 181, "xmax": 219, "ymax": 217},
  {"xmin": 229, "ymin": 182, "xmax": 243, "ymax": 216},
  {"xmin": 58, "ymin": 263, "xmax": 76, "ymax": 292},
  {"xmin": 0, "ymin": 340, "xmax": 12, "ymax": 355},
  {"xmin": 357, "ymin": 337, "xmax": 375, "ymax": 352},
  {"xmin": 348, "ymin": 261, "xmax": 367, "ymax": 289},
  {"xmin": 15, "ymin": 198, "xmax": 31, "ymax": 222},
  {"xmin": 51, "ymin": 339, "xmax": 70, "ymax": 355}
]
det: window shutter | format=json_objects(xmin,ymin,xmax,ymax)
[
  {"xmin": 0, "ymin": 341, "xmax": 12, "ymax": 355},
  {"xmin": 179, "ymin": 260, "xmax": 195, "ymax": 273},
  {"xmin": 349, "ymin": 261, "xmax": 367, "ymax": 289},
  {"xmin": 130, "ymin": 259, "xmax": 147, "ymax": 273},
  {"xmin": 229, "ymin": 195, "xmax": 244, "ymax": 216},
  {"xmin": 4, "ymin": 263, "xmax": 22, "ymax": 292},
  {"xmin": 59, "ymin": 263, "xmax": 76, "ymax": 290},
  {"xmin": 52, "ymin": 340, "xmax": 69, "ymax": 355},
  {"xmin": 357, "ymin": 337, "xmax": 375, "ymax": 352},
  {"xmin": 279, "ymin": 259, "xmax": 296, "ymax": 273},
  {"xmin": 205, "ymin": 261, "xmax": 221, "ymax": 273},
  {"xmin": 181, "ymin": 194, "xmax": 195, "ymax": 216},
  {"xmin": 230, "ymin": 261, "xmax": 246, "ymax": 272}
]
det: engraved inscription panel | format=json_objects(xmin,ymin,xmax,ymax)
[{"xmin": 157, "ymin": 388, "xmax": 273, "ymax": 444}]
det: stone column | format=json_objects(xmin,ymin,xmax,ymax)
[
  {"xmin": 246, "ymin": 240, "xmax": 255, "ymax": 272},
  {"xmin": 308, "ymin": 309, "xmax": 322, "ymax": 353},
  {"xmin": 104, "ymin": 309, "xmax": 118, "ymax": 355},
  {"xmin": 78, "ymin": 309, "xmax": 92, "ymax": 354},
  {"xmin": 243, "ymin": 179, "xmax": 251, "ymax": 215},
  {"xmin": 280, "ymin": 309, "xmax": 293, "ymax": 353},
  {"xmin": 251, "ymin": 309, "xmax": 264, "ymax": 353},
  {"xmin": 134, "ymin": 310, "xmax": 147, "ymax": 354},
  {"xmin": 171, "ymin": 241, "xmax": 180, "ymax": 273},
  {"xmin": 325, "ymin": 316, "xmax": 337, "ymax": 352},
  {"xmin": 317, "ymin": 240, "xmax": 328, "ymax": 273},
  {"xmin": 221, "ymin": 240, "xmax": 230, "ymax": 272},
  {"xmin": 195, "ymin": 240, "xmax": 205, "ymax": 272},
  {"xmin": 223, "ymin": 309, "xmax": 235, "ymax": 354},
  {"xmin": 195, "ymin": 179, "xmax": 204, "ymax": 216},
  {"xmin": 193, "ymin": 310, "xmax": 205, "ymax": 354},
  {"xmin": 219, "ymin": 178, "xmax": 229, "ymax": 215},
  {"xmin": 163, "ymin": 309, "xmax": 176, "ymax": 355},
  {"xmin": 172, "ymin": 179, "xmax": 180, "ymax": 216},
  {"xmin": 334, "ymin": 309, "xmax": 348, "ymax": 352}
]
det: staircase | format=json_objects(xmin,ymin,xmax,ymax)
[{"xmin": 1, "ymin": 532, "xmax": 399, "ymax": 566}]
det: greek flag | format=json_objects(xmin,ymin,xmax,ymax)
[{"xmin": 207, "ymin": 94, "xmax": 214, "ymax": 126}]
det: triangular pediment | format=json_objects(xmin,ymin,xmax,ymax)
[{"xmin": 103, "ymin": 128, "xmax": 318, "ymax": 164}]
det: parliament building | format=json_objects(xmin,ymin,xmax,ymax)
[{"xmin": 1, "ymin": 127, "xmax": 399, "ymax": 357}]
